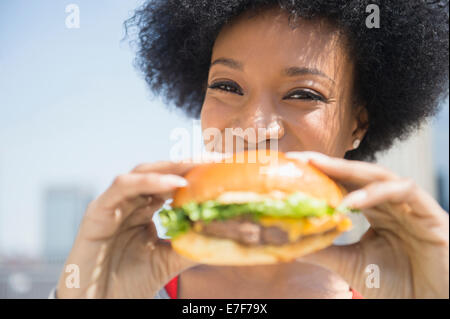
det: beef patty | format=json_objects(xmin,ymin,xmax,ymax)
[{"xmin": 193, "ymin": 217, "xmax": 336, "ymax": 246}]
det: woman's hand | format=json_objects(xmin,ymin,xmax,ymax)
[
  {"xmin": 56, "ymin": 158, "xmax": 215, "ymax": 298},
  {"xmin": 286, "ymin": 151, "xmax": 449, "ymax": 299}
]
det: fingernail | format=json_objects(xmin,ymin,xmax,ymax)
[
  {"xmin": 339, "ymin": 190, "xmax": 368, "ymax": 209},
  {"xmin": 160, "ymin": 175, "xmax": 188, "ymax": 187}
]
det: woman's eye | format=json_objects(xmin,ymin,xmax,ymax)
[
  {"xmin": 208, "ymin": 81, "xmax": 243, "ymax": 95},
  {"xmin": 208, "ymin": 83, "xmax": 326, "ymax": 102},
  {"xmin": 285, "ymin": 89, "xmax": 326, "ymax": 102}
]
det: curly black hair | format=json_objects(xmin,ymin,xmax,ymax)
[{"xmin": 125, "ymin": 0, "xmax": 449, "ymax": 161}]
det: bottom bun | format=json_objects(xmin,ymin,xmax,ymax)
[{"xmin": 171, "ymin": 228, "xmax": 344, "ymax": 265}]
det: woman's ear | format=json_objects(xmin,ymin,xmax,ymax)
[{"xmin": 350, "ymin": 105, "xmax": 369, "ymax": 150}]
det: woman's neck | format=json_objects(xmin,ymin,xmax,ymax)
[
  {"xmin": 180, "ymin": 261, "xmax": 353, "ymax": 298},
  {"xmin": 208, "ymin": 263, "xmax": 291, "ymax": 285}
]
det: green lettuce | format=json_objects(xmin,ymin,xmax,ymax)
[{"xmin": 159, "ymin": 192, "xmax": 350, "ymax": 238}]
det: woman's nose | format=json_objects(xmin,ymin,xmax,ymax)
[{"xmin": 232, "ymin": 99, "xmax": 285, "ymax": 145}]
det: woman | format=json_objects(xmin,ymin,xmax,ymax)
[{"xmin": 54, "ymin": 0, "xmax": 449, "ymax": 298}]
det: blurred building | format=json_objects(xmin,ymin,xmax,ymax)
[
  {"xmin": 437, "ymin": 170, "xmax": 449, "ymax": 212},
  {"xmin": 0, "ymin": 186, "xmax": 93, "ymax": 298},
  {"xmin": 433, "ymin": 102, "xmax": 449, "ymax": 212},
  {"xmin": 42, "ymin": 186, "xmax": 93, "ymax": 263}
]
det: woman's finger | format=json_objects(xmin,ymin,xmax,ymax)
[
  {"xmin": 285, "ymin": 151, "xmax": 398, "ymax": 189},
  {"xmin": 119, "ymin": 195, "xmax": 168, "ymax": 230},
  {"xmin": 132, "ymin": 161, "xmax": 199, "ymax": 175},
  {"xmin": 339, "ymin": 179, "xmax": 413, "ymax": 209},
  {"xmin": 132, "ymin": 152, "xmax": 230, "ymax": 174},
  {"xmin": 96, "ymin": 173, "xmax": 188, "ymax": 210},
  {"xmin": 340, "ymin": 178, "xmax": 448, "ymax": 221},
  {"xmin": 81, "ymin": 195, "xmax": 153, "ymax": 241}
]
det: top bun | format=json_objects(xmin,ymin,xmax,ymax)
[{"xmin": 173, "ymin": 151, "xmax": 344, "ymax": 208}]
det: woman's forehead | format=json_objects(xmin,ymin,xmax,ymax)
[{"xmin": 211, "ymin": 8, "xmax": 350, "ymax": 80}]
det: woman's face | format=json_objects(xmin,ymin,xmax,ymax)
[{"xmin": 201, "ymin": 7, "xmax": 367, "ymax": 157}]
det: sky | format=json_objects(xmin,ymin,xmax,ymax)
[
  {"xmin": 0, "ymin": 0, "xmax": 195, "ymax": 256},
  {"xmin": 0, "ymin": 0, "xmax": 448, "ymax": 257}
]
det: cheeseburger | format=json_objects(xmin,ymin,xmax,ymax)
[{"xmin": 159, "ymin": 150, "xmax": 352, "ymax": 265}]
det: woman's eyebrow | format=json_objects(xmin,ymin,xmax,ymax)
[
  {"xmin": 210, "ymin": 57, "xmax": 334, "ymax": 83},
  {"xmin": 210, "ymin": 57, "xmax": 243, "ymax": 70},
  {"xmin": 283, "ymin": 66, "xmax": 335, "ymax": 84}
]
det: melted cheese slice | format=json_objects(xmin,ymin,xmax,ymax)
[{"xmin": 258, "ymin": 215, "xmax": 352, "ymax": 242}]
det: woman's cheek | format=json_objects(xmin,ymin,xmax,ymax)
[
  {"xmin": 282, "ymin": 106, "xmax": 343, "ymax": 155},
  {"xmin": 201, "ymin": 98, "xmax": 239, "ymax": 150},
  {"xmin": 201, "ymin": 99, "xmax": 227, "ymax": 130}
]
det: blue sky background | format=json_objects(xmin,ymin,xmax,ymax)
[
  {"xmin": 0, "ymin": 0, "xmax": 194, "ymax": 256},
  {"xmin": 0, "ymin": 1, "xmax": 448, "ymax": 257}
]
